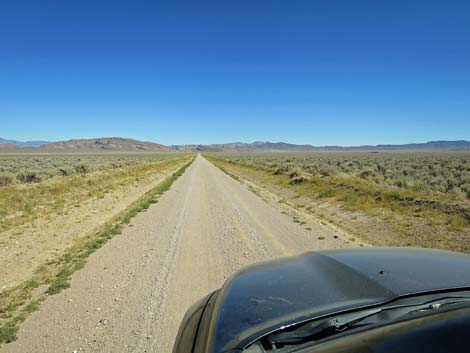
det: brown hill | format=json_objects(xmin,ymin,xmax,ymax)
[{"xmin": 40, "ymin": 138, "xmax": 169, "ymax": 151}]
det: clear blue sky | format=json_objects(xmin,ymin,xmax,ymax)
[{"xmin": 1, "ymin": 0, "xmax": 469, "ymax": 145}]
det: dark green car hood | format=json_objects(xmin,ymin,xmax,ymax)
[{"xmin": 210, "ymin": 247, "xmax": 470, "ymax": 352}]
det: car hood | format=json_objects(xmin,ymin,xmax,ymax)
[{"xmin": 209, "ymin": 247, "xmax": 470, "ymax": 352}]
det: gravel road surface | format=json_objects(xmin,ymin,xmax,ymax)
[{"xmin": 3, "ymin": 155, "xmax": 351, "ymax": 353}]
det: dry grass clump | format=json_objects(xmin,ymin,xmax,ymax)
[{"xmin": 288, "ymin": 168, "xmax": 310, "ymax": 184}]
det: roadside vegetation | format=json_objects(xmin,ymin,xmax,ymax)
[
  {"xmin": 0, "ymin": 153, "xmax": 187, "ymax": 232},
  {"xmin": 0, "ymin": 153, "xmax": 178, "ymax": 186},
  {"xmin": 206, "ymin": 152, "xmax": 470, "ymax": 253},
  {"xmin": 0, "ymin": 155, "xmax": 195, "ymax": 344}
]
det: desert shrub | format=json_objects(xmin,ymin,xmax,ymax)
[
  {"xmin": 287, "ymin": 167, "xmax": 311, "ymax": 184},
  {"xmin": 289, "ymin": 169, "xmax": 302, "ymax": 178},
  {"xmin": 273, "ymin": 167, "xmax": 287, "ymax": 175},
  {"xmin": 58, "ymin": 167, "xmax": 73, "ymax": 176},
  {"xmin": 0, "ymin": 172, "xmax": 15, "ymax": 186},
  {"xmin": 75, "ymin": 164, "xmax": 91, "ymax": 174},
  {"xmin": 16, "ymin": 171, "xmax": 42, "ymax": 183},
  {"xmin": 359, "ymin": 168, "xmax": 374, "ymax": 179},
  {"xmin": 316, "ymin": 167, "xmax": 332, "ymax": 177},
  {"xmin": 289, "ymin": 176, "xmax": 308, "ymax": 185},
  {"xmin": 461, "ymin": 183, "xmax": 470, "ymax": 199},
  {"xmin": 451, "ymin": 187, "xmax": 468, "ymax": 200}
]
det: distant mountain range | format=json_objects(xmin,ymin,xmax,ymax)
[
  {"xmin": 0, "ymin": 138, "xmax": 50, "ymax": 147},
  {"xmin": 170, "ymin": 141, "xmax": 317, "ymax": 152},
  {"xmin": 172, "ymin": 140, "xmax": 470, "ymax": 152},
  {"xmin": 1, "ymin": 137, "xmax": 469, "ymax": 152}
]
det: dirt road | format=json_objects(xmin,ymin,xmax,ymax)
[{"xmin": 3, "ymin": 155, "xmax": 352, "ymax": 353}]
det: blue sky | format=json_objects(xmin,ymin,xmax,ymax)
[{"xmin": 1, "ymin": 0, "xmax": 469, "ymax": 145}]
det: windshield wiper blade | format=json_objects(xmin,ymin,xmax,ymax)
[
  {"xmin": 267, "ymin": 308, "xmax": 382, "ymax": 346},
  {"xmin": 266, "ymin": 296, "xmax": 470, "ymax": 347},
  {"xmin": 402, "ymin": 297, "xmax": 470, "ymax": 316}
]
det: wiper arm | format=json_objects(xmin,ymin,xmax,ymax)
[
  {"xmin": 266, "ymin": 296, "xmax": 470, "ymax": 347},
  {"xmin": 403, "ymin": 297, "xmax": 470, "ymax": 316},
  {"xmin": 266, "ymin": 308, "xmax": 382, "ymax": 346}
]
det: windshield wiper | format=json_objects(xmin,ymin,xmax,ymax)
[
  {"xmin": 266, "ymin": 308, "xmax": 382, "ymax": 346},
  {"xmin": 402, "ymin": 297, "xmax": 470, "ymax": 316},
  {"xmin": 266, "ymin": 297, "xmax": 470, "ymax": 348}
]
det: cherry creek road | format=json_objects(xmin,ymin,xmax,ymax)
[{"xmin": 3, "ymin": 155, "xmax": 352, "ymax": 353}]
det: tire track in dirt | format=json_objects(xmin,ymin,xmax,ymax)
[{"xmin": 2, "ymin": 155, "xmax": 352, "ymax": 353}]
